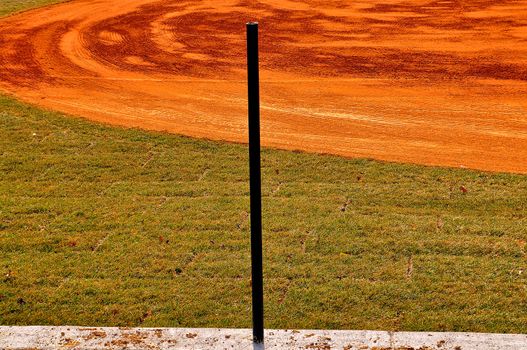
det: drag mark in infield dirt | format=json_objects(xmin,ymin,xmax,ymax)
[{"xmin": 1, "ymin": 0, "xmax": 527, "ymax": 173}]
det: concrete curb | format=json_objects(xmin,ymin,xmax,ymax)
[{"xmin": 0, "ymin": 326, "xmax": 526, "ymax": 349}]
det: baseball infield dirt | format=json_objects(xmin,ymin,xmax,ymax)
[{"xmin": 1, "ymin": 0, "xmax": 526, "ymax": 173}]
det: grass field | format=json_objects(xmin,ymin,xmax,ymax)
[
  {"xmin": 0, "ymin": 0, "xmax": 65, "ymax": 17},
  {"xmin": 1, "ymin": 1, "xmax": 527, "ymax": 334},
  {"xmin": 2, "ymin": 94, "xmax": 527, "ymax": 332}
]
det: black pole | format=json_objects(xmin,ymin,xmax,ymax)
[{"xmin": 247, "ymin": 22, "xmax": 264, "ymax": 348}]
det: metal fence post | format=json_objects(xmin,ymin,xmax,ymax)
[{"xmin": 247, "ymin": 21, "xmax": 264, "ymax": 349}]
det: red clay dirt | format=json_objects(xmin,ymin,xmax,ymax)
[{"xmin": 1, "ymin": 0, "xmax": 527, "ymax": 173}]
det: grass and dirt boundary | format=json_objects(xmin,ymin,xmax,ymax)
[{"xmin": 1, "ymin": 0, "xmax": 526, "ymax": 333}]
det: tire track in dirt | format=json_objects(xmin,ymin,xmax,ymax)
[{"xmin": 1, "ymin": 0, "xmax": 527, "ymax": 173}]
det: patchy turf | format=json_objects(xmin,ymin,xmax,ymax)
[
  {"xmin": 0, "ymin": 0, "xmax": 66, "ymax": 17},
  {"xmin": 1, "ymin": 94, "xmax": 526, "ymax": 332},
  {"xmin": 1, "ymin": 0, "xmax": 527, "ymax": 335}
]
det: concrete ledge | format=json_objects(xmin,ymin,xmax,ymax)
[{"xmin": 1, "ymin": 326, "xmax": 526, "ymax": 349}]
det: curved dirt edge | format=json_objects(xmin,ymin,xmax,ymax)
[{"xmin": 1, "ymin": 0, "xmax": 526, "ymax": 174}]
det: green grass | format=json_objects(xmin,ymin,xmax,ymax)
[
  {"xmin": 1, "ymin": 95, "xmax": 526, "ymax": 332},
  {"xmin": 1, "ymin": 0, "xmax": 527, "ymax": 334},
  {"xmin": 0, "ymin": 0, "xmax": 66, "ymax": 17}
]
